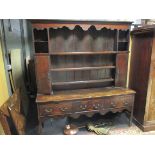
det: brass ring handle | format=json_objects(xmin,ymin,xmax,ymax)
[
  {"xmin": 124, "ymin": 102, "xmax": 128, "ymax": 105},
  {"xmin": 111, "ymin": 102, "xmax": 116, "ymax": 107},
  {"xmin": 80, "ymin": 105, "xmax": 87, "ymax": 110},
  {"xmin": 45, "ymin": 108, "xmax": 53, "ymax": 113},
  {"xmin": 94, "ymin": 106, "xmax": 98, "ymax": 110},
  {"xmin": 93, "ymin": 104, "xmax": 99, "ymax": 109},
  {"xmin": 60, "ymin": 107, "xmax": 68, "ymax": 112}
]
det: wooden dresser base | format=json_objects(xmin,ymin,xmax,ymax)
[{"xmin": 36, "ymin": 87, "xmax": 135, "ymax": 134}]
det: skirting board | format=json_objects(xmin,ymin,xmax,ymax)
[{"xmin": 133, "ymin": 117, "xmax": 155, "ymax": 132}]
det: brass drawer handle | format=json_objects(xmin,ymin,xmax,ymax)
[
  {"xmin": 80, "ymin": 104, "xmax": 87, "ymax": 110},
  {"xmin": 93, "ymin": 104, "xmax": 100, "ymax": 110},
  {"xmin": 124, "ymin": 102, "xmax": 128, "ymax": 106},
  {"xmin": 60, "ymin": 107, "xmax": 68, "ymax": 112},
  {"xmin": 111, "ymin": 102, "xmax": 116, "ymax": 107},
  {"xmin": 44, "ymin": 108, "xmax": 53, "ymax": 113}
]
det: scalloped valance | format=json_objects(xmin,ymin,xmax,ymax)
[{"xmin": 32, "ymin": 22, "xmax": 131, "ymax": 31}]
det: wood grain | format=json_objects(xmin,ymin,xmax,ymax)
[
  {"xmin": 129, "ymin": 27, "xmax": 153, "ymax": 126},
  {"xmin": 35, "ymin": 54, "xmax": 52, "ymax": 94},
  {"xmin": 36, "ymin": 87, "xmax": 135, "ymax": 103},
  {"xmin": 115, "ymin": 53, "xmax": 128, "ymax": 87}
]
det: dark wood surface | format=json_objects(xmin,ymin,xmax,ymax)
[
  {"xmin": 129, "ymin": 32, "xmax": 153, "ymax": 124},
  {"xmin": 31, "ymin": 20, "xmax": 132, "ymax": 30},
  {"xmin": 32, "ymin": 20, "xmax": 134, "ymax": 134},
  {"xmin": 129, "ymin": 26, "xmax": 155, "ymax": 131},
  {"xmin": 115, "ymin": 53, "xmax": 128, "ymax": 87},
  {"xmin": 50, "ymin": 51, "xmax": 128, "ymax": 55},
  {"xmin": 50, "ymin": 65, "xmax": 116, "ymax": 71},
  {"xmin": 36, "ymin": 87, "xmax": 135, "ymax": 103},
  {"xmin": 35, "ymin": 55, "xmax": 52, "ymax": 94},
  {"xmin": 37, "ymin": 87, "xmax": 135, "ymax": 133},
  {"xmin": 52, "ymin": 78, "xmax": 114, "ymax": 87},
  {"xmin": 30, "ymin": 19, "xmax": 132, "ymax": 24},
  {"xmin": 38, "ymin": 93, "xmax": 134, "ymax": 118}
]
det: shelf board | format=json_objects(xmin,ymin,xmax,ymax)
[
  {"xmin": 34, "ymin": 51, "xmax": 129, "ymax": 55},
  {"xmin": 118, "ymin": 41, "xmax": 129, "ymax": 43},
  {"xmin": 50, "ymin": 51, "xmax": 118, "ymax": 55},
  {"xmin": 53, "ymin": 78, "xmax": 114, "ymax": 86},
  {"xmin": 118, "ymin": 41, "xmax": 128, "ymax": 43},
  {"xmin": 50, "ymin": 66, "xmax": 116, "ymax": 72},
  {"xmin": 34, "ymin": 41, "xmax": 48, "ymax": 42}
]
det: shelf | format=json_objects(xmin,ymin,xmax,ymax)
[
  {"xmin": 34, "ymin": 41, "xmax": 48, "ymax": 42},
  {"xmin": 118, "ymin": 41, "xmax": 128, "ymax": 43},
  {"xmin": 53, "ymin": 78, "xmax": 114, "ymax": 86},
  {"xmin": 50, "ymin": 66, "xmax": 116, "ymax": 72},
  {"xmin": 50, "ymin": 51, "xmax": 118, "ymax": 55}
]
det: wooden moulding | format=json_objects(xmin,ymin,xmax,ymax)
[
  {"xmin": 52, "ymin": 78, "xmax": 114, "ymax": 86},
  {"xmin": 133, "ymin": 117, "xmax": 155, "ymax": 132},
  {"xmin": 50, "ymin": 51, "xmax": 129, "ymax": 55},
  {"xmin": 50, "ymin": 66, "xmax": 116, "ymax": 72},
  {"xmin": 35, "ymin": 54, "xmax": 52, "ymax": 94},
  {"xmin": 35, "ymin": 51, "xmax": 129, "ymax": 56}
]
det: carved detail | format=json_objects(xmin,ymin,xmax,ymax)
[
  {"xmin": 34, "ymin": 24, "xmax": 130, "ymax": 31},
  {"xmin": 69, "ymin": 107, "xmax": 127, "ymax": 119}
]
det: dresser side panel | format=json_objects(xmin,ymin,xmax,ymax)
[{"xmin": 129, "ymin": 33, "xmax": 153, "ymax": 124}]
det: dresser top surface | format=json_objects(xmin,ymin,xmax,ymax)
[
  {"xmin": 36, "ymin": 87, "xmax": 135, "ymax": 103},
  {"xmin": 30, "ymin": 19, "xmax": 132, "ymax": 24}
]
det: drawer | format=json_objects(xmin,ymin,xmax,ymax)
[
  {"xmin": 39, "ymin": 101, "xmax": 72, "ymax": 116},
  {"xmin": 90, "ymin": 95, "xmax": 134, "ymax": 111},
  {"xmin": 71, "ymin": 95, "xmax": 134, "ymax": 113},
  {"xmin": 113, "ymin": 95, "xmax": 134, "ymax": 108}
]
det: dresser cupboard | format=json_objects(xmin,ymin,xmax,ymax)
[{"xmin": 31, "ymin": 20, "xmax": 135, "ymax": 133}]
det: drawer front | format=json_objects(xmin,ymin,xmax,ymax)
[
  {"xmin": 108, "ymin": 95, "xmax": 134, "ymax": 109},
  {"xmin": 113, "ymin": 95, "xmax": 134, "ymax": 108},
  {"xmin": 72, "ymin": 95, "xmax": 134, "ymax": 112},
  {"xmin": 39, "ymin": 101, "xmax": 72, "ymax": 116},
  {"xmin": 38, "ymin": 94, "xmax": 134, "ymax": 116}
]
